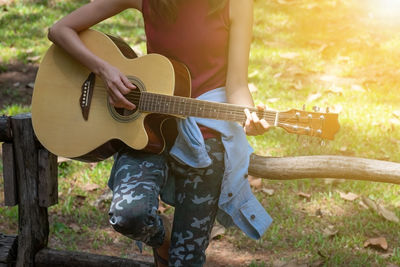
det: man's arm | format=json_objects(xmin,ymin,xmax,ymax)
[
  {"xmin": 48, "ymin": 0, "xmax": 142, "ymax": 110},
  {"xmin": 226, "ymin": 0, "xmax": 270, "ymax": 135}
]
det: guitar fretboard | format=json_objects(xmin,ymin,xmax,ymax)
[{"xmin": 138, "ymin": 92, "xmax": 278, "ymax": 125}]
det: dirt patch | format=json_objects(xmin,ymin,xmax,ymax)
[
  {"xmin": 206, "ymin": 239, "xmax": 272, "ymax": 266},
  {"xmin": 0, "ymin": 62, "xmax": 37, "ymax": 109}
]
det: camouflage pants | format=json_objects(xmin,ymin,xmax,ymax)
[{"xmin": 108, "ymin": 138, "xmax": 224, "ymax": 266}]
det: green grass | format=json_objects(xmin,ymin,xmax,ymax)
[{"xmin": 1, "ymin": 0, "xmax": 400, "ymax": 265}]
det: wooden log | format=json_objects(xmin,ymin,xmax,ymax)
[
  {"xmin": 38, "ymin": 149, "xmax": 58, "ymax": 207},
  {"xmin": 2, "ymin": 143, "xmax": 18, "ymax": 206},
  {"xmin": 10, "ymin": 114, "xmax": 48, "ymax": 267},
  {"xmin": 0, "ymin": 116, "xmax": 12, "ymax": 142},
  {"xmin": 0, "ymin": 233, "xmax": 17, "ymax": 266},
  {"xmin": 35, "ymin": 248, "xmax": 154, "ymax": 267},
  {"xmin": 249, "ymin": 154, "xmax": 400, "ymax": 184}
]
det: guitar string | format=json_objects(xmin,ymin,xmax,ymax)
[
  {"xmin": 93, "ymin": 92, "xmax": 290, "ymax": 120},
  {"xmin": 92, "ymin": 86, "xmax": 280, "ymax": 119},
  {"xmin": 88, "ymin": 86, "xmax": 326, "ymax": 133},
  {"xmin": 91, "ymin": 90, "xmax": 321, "ymax": 125},
  {"xmin": 92, "ymin": 85, "xmax": 325, "ymax": 121}
]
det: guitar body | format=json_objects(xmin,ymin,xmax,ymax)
[{"xmin": 32, "ymin": 29, "xmax": 191, "ymax": 162}]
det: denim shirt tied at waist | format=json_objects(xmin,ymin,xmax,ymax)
[{"xmin": 161, "ymin": 87, "xmax": 272, "ymax": 240}]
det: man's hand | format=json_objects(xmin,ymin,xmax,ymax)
[
  {"xmin": 244, "ymin": 103, "xmax": 271, "ymax": 136},
  {"xmin": 99, "ymin": 62, "xmax": 136, "ymax": 110}
]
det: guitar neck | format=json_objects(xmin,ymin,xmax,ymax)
[{"xmin": 138, "ymin": 92, "xmax": 278, "ymax": 125}]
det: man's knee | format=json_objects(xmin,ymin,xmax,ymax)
[{"xmin": 108, "ymin": 206, "xmax": 160, "ymax": 238}]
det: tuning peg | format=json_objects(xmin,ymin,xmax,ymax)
[
  {"xmin": 326, "ymin": 107, "xmax": 330, "ymax": 113},
  {"xmin": 313, "ymin": 106, "xmax": 320, "ymax": 112},
  {"xmin": 302, "ymin": 104, "xmax": 306, "ymax": 111}
]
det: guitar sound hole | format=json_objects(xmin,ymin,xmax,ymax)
[{"xmin": 114, "ymin": 88, "xmax": 140, "ymax": 117}]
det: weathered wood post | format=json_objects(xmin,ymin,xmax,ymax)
[
  {"xmin": 1, "ymin": 115, "xmax": 17, "ymax": 207},
  {"xmin": 9, "ymin": 114, "xmax": 50, "ymax": 267}
]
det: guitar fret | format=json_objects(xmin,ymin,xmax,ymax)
[
  {"xmin": 140, "ymin": 92, "xmax": 278, "ymax": 125},
  {"xmin": 154, "ymin": 94, "xmax": 159, "ymax": 113},
  {"xmin": 165, "ymin": 95, "xmax": 171, "ymax": 114},
  {"xmin": 135, "ymin": 91, "xmax": 339, "ymax": 140}
]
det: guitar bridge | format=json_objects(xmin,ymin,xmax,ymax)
[{"xmin": 80, "ymin": 72, "xmax": 95, "ymax": 121}]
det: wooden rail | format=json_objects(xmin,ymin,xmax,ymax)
[{"xmin": 1, "ymin": 113, "xmax": 400, "ymax": 266}]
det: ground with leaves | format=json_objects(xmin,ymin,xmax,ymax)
[{"xmin": 1, "ymin": 0, "xmax": 400, "ymax": 266}]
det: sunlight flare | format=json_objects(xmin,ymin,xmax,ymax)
[{"xmin": 368, "ymin": 0, "xmax": 400, "ymax": 22}]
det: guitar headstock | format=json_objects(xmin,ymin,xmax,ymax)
[{"xmin": 277, "ymin": 108, "xmax": 340, "ymax": 140}]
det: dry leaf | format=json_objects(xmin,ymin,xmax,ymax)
[
  {"xmin": 132, "ymin": 44, "xmax": 144, "ymax": 57},
  {"xmin": 158, "ymin": 202, "xmax": 171, "ymax": 214},
  {"xmin": 324, "ymin": 178, "xmax": 345, "ymax": 185},
  {"xmin": 267, "ymin": 98, "xmax": 280, "ymax": 103},
  {"xmin": 362, "ymin": 196, "xmax": 400, "ymax": 223},
  {"xmin": 250, "ymin": 178, "xmax": 262, "ymax": 189},
  {"xmin": 318, "ymin": 43, "xmax": 328, "ymax": 53},
  {"xmin": 338, "ymin": 56, "xmax": 350, "ymax": 63},
  {"xmin": 70, "ymin": 223, "xmax": 81, "ymax": 232},
  {"xmin": 210, "ymin": 224, "xmax": 225, "ymax": 240},
  {"xmin": 248, "ymin": 83, "xmax": 258, "ymax": 93},
  {"xmin": 319, "ymin": 74, "xmax": 338, "ymax": 82},
  {"xmin": 91, "ymin": 190, "xmax": 113, "ymax": 207},
  {"xmin": 57, "ymin": 157, "xmax": 71, "ymax": 163},
  {"xmin": 158, "ymin": 205, "xmax": 167, "ymax": 214},
  {"xmin": 380, "ymin": 253, "xmax": 394, "ymax": 259},
  {"xmin": 277, "ymin": 0, "xmax": 288, "ymax": 4},
  {"xmin": 362, "ymin": 196, "xmax": 378, "ymax": 210},
  {"xmin": 298, "ymin": 192, "xmax": 311, "ymax": 199},
  {"xmin": 293, "ymin": 80, "xmax": 303, "ymax": 90},
  {"xmin": 261, "ymin": 188, "xmax": 275, "ymax": 196},
  {"xmin": 389, "ymin": 118, "xmax": 400, "ymax": 130},
  {"xmin": 322, "ymin": 225, "xmax": 338, "ymax": 237},
  {"xmin": 331, "ymin": 104, "xmax": 343, "ymax": 113},
  {"xmin": 307, "ymin": 92, "xmax": 322, "ymax": 103},
  {"xmin": 27, "ymin": 55, "xmax": 41, "ymax": 62},
  {"xmin": 248, "ymin": 70, "xmax": 260, "ymax": 78},
  {"xmin": 390, "ymin": 137, "xmax": 400, "ymax": 145},
  {"xmin": 273, "ymin": 259, "xmax": 307, "ymax": 267},
  {"xmin": 315, "ymin": 208, "xmax": 323, "ymax": 217},
  {"xmin": 364, "ymin": 237, "xmax": 388, "ymax": 251},
  {"xmin": 351, "ymin": 84, "xmax": 366, "ymax": 92},
  {"xmin": 338, "ymin": 191, "xmax": 359, "ymax": 201},
  {"xmin": 359, "ymin": 200, "xmax": 369, "ymax": 209},
  {"xmin": 393, "ymin": 110, "xmax": 400, "ymax": 118},
  {"xmin": 338, "ymin": 146, "xmax": 355, "ymax": 156},
  {"xmin": 82, "ymin": 183, "xmax": 100, "ymax": 192},
  {"xmin": 327, "ymin": 85, "xmax": 344, "ymax": 95},
  {"xmin": 26, "ymin": 82, "xmax": 35, "ymax": 89},
  {"xmin": 379, "ymin": 205, "xmax": 400, "ymax": 223},
  {"xmin": 279, "ymin": 52, "xmax": 300, "ymax": 59},
  {"xmin": 89, "ymin": 162, "xmax": 98, "ymax": 169},
  {"xmin": 74, "ymin": 195, "xmax": 86, "ymax": 206},
  {"xmin": 286, "ymin": 65, "xmax": 306, "ymax": 76},
  {"xmin": 306, "ymin": 3, "xmax": 318, "ymax": 9},
  {"xmin": 25, "ymin": 48, "xmax": 34, "ymax": 54}
]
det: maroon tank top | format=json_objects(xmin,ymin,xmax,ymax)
[{"xmin": 142, "ymin": 0, "xmax": 230, "ymax": 98}]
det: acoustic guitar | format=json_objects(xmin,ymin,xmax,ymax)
[{"xmin": 31, "ymin": 29, "xmax": 340, "ymax": 162}]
